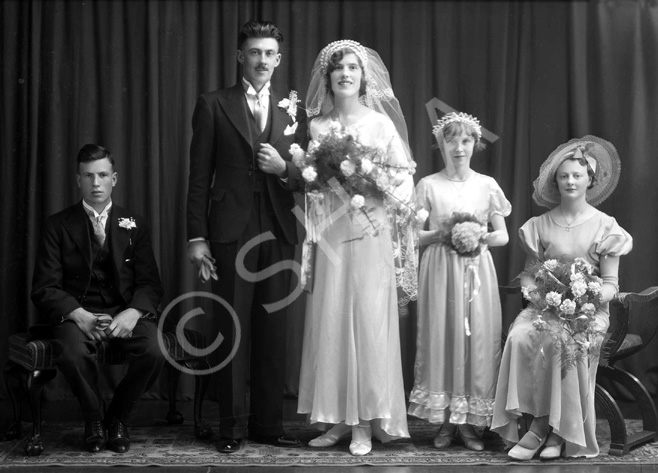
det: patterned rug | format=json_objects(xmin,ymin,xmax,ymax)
[{"xmin": 1, "ymin": 419, "xmax": 658, "ymax": 467}]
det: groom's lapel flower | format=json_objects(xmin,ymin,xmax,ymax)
[
  {"xmin": 118, "ymin": 217, "xmax": 137, "ymax": 230},
  {"xmin": 278, "ymin": 90, "xmax": 299, "ymax": 122}
]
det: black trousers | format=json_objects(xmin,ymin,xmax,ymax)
[
  {"xmin": 210, "ymin": 191, "xmax": 295, "ymax": 439},
  {"xmin": 51, "ymin": 318, "xmax": 165, "ymax": 423}
]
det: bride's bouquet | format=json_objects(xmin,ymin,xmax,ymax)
[
  {"xmin": 290, "ymin": 122, "xmax": 423, "ymax": 236},
  {"xmin": 521, "ymin": 257, "xmax": 605, "ymax": 377}
]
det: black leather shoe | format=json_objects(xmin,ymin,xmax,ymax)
[
  {"xmin": 83, "ymin": 420, "xmax": 107, "ymax": 453},
  {"xmin": 216, "ymin": 438, "xmax": 243, "ymax": 454},
  {"xmin": 248, "ymin": 433, "xmax": 301, "ymax": 448},
  {"xmin": 107, "ymin": 418, "xmax": 131, "ymax": 453}
]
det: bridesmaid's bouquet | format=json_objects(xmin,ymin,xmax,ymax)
[
  {"xmin": 521, "ymin": 257, "xmax": 605, "ymax": 376},
  {"xmin": 438, "ymin": 212, "xmax": 488, "ymax": 257}
]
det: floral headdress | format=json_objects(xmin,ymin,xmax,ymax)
[
  {"xmin": 318, "ymin": 40, "xmax": 369, "ymax": 75},
  {"xmin": 432, "ymin": 112, "xmax": 482, "ymax": 140},
  {"xmin": 306, "ymin": 40, "xmax": 397, "ymax": 125}
]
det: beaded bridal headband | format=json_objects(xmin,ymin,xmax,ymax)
[
  {"xmin": 319, "ymin": 39, "xmax": 369, "ymax": 74},
  {"xmin": 432, "ymin": 112, "xmax": 482, "ymax": 140}
]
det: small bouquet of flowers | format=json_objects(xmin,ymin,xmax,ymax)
[
  {"xmin": 521, "ymin": 257, "xmax": 605, "ymax": 377},
  {"xmin": 438, "ymin": 212, "xmax": 488, "ymax": 257}
]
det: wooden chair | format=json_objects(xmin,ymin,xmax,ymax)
[
  {"xmin": 499, "ymin": 284, "xmax": 658, "ymax": 456},
  {"xmin": 3, "ymin": 328, "xmax": 213, "ymax": 456},
  {"xmin": 595, "ymin": 287, "xmax": 658, "ymax": 456}
]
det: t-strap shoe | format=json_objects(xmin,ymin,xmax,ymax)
[
  {"xmin": 539, "ymin": 432, "xmax": 565, "ymax": 460},
  {"xmin": 457, "ymin": 424, "xmax": 484, "ymax": 451},
  {"xmin": 508, "ymin": 430, "xmax": 546, "ymax": 461},
  {"xmin": 349, "ymin": 425, "xmax": 372, "ymax": 456},
  {"xmin": 433, "ymin": 422, "xmax": 456, "ymax": 449}
]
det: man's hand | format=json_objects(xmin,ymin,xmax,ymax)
[
  {"xmin": 187, "ymin": 240, "xmax": 217, "ymax": 283},
  {"xmin": 105, "ymin": 308, "xmax": 142, "ymax": 339},
  {"xmin": 67, "ymin": 307, "xmax": 108, "ymax": 342},
  {"xmin": 257, "ymin": 143, "xmax": 287, "ymax": 177}
]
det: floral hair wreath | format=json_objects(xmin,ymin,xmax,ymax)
[
  {"xmin": 432, "ymin": 112, "xmax": 482, "ymax": 140},
  {"xmin": 319, "ymin": 40, "xmax": 369, "ymax": 75}
]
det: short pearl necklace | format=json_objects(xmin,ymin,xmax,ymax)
[
  {"xmin": 559, "ymin": 206, "xmax": 587, "ymax": 232},
  {"xmin": 442, "ymin": 170, "xmax": 472, "ymax": 200}
]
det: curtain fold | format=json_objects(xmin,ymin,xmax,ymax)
[{"xmin": 2, "ymin": 0, "xmax": 657, "ymax": 405}]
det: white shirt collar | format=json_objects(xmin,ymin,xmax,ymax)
[
  {"xmin": 82, "ymin": 199, "xmax": 112, "ymax": 219},
  {"xmin": 242, "ymin": 77, "xmax": 271, "ymax": 98}
]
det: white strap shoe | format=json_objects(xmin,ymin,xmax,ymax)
[{"xmin": 349, "ymin": 425, "xmax": 372, "ymax": 456}]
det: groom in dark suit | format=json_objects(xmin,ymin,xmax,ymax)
[
  {"xmin": 186, "ymin": 20, "xmax": 307, "ymax": 453},
  {"xmin": 31, "ymin": 144, "xmax": 165, "ymax": 454}
]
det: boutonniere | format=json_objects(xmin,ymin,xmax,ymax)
[
  {"xmin": 278, "ymin": 90, "xmax": 299, "ymax": 122},
  {"xmin": 118, "ymin": 217, "xmax": 137, "ymax": 230}
]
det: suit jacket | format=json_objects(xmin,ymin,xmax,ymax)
[
  {"xmin": 186, "ymin": 83, "xmax": 308, "ymax": 245},
  {"xmin": 31, "ymin": 201, "xmax": 163, "ymax": 325}
]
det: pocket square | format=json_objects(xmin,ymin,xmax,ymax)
[{"xmin": 284, "ymin": 122, "xmax": 298, "ymax": 135}]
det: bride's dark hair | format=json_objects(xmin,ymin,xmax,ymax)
[{"xmin": 324, "ymin": 49, "xmax": 367, "ymax": 98}]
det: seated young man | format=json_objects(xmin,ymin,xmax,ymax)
[{"xmin": 31, "ymin": 144, "xmax": 165, "ymax": 453}]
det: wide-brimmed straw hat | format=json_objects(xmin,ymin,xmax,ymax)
[{"xmin": 532, "ymin": 135, "xmax": 621, "ymax": 208}]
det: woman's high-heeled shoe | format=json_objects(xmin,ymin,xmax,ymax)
[
  {"xmin": 349, "ymin": 425, "xmax": 372, "ymax": 456},
  {"xmin": 539, "ymin": 432, "xmax": 565, "ymax": 460},
  {"xmin": 433, "ymin": 422, "xmax": 457, "ymax": 449},
  {"xmin": 508, "ymin": 430, "xmax": 546, "ymax": 461},
  {"xmin": 457, "ymin": 424, "xmax": 484, "ymax": 451},
  {"xmin": 308, "ymin": 423, "xmax": 351, "ymax": 447}
]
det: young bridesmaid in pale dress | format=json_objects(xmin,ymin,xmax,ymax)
[{"xmin": 408, "ymin": 112, "xmax": 511, "ymax": 450}]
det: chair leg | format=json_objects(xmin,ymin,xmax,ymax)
[
  {"xmin": 165, "ymin": 363, "xmax": 184, "ymax": 425},
  {"xmin": 23, "ymin": 369, "xmax": 57, "ymax": 456},
  {"xmin": 600, "ymin": 366, "xmax": 658, "ymax": 432},
  {"xmin": 186, "ymin": 359, "xmax": 212, "ymax": 440},
  {"xmin": 3, "ymin": 361, "xmax": 26, "ymax": 440},
  {"xmin": 595, "ymin": 382, "xmax": 628, "ymax": 456}
]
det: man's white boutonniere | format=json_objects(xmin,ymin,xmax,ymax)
[
  {"xmin": 118, "ymin": 217, "xmax": 137, "ymax": 230},
  {"xmin": 278, "ymin": 90, "xmax": 299, "ymax": 122}
]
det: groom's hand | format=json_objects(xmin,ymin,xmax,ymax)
[
  {"xmin": 188, "ymin": 240, "xmax": 217, "ymax": 283},
  {"xmin": 257, "ymin": 143, "xmax": 287, "ymax": 177}
]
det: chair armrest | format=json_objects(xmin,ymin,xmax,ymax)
[{"xmin": 605, "ymin": 287, "xmax": 658, "ymax": 363}]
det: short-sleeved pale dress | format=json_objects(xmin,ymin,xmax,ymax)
[
  {"xmin": 408, "ymin": 172, "xmax": 512, "ymax": 427},
  {"xmin": 491, "ymin": 210, "xmax": 632, "ymax": 457}
]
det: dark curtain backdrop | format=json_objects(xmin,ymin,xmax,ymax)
[{"xmin": 2, "ymin": 0, "xmax": 657, "ymax": 407}]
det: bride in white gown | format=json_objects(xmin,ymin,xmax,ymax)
[{"xmin": 296, "ymin": 40, "xmax": 418, "ymax": 456}]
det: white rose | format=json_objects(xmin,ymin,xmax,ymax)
[
  {"xmin": 545, "ymin": 291, "xmax": 562, "ymax": 307},
  {"xmin": 581, "ymin": 303, "xmax": 596, "ymax": 316},
  {"xmin": 302, "ymin": 167, "xmax": 317, "ymax": 183},
  {"xmin": 289, "ymin": 144, "xmax": 306, "ymax": 168},
  {"xmin": 278, "ymin": 98, "xmax": 290, "ymax": 108},
  {"xmin": 571, "ymin": 280, "xmax": 588, "ymax": 298},
  {"xmin": 360, "ymin": 158, "xmax": 374, "ymax": 174},
  {"xmin": 350, "ymin": 194, "xmax": 365, "ymax": 210},
  {"xmin": 560, "ymin": 299, "xmax": 577, "ymax": 315},
  {"xmin": 340, "ymin": 160, "xmax": 356, "ymax": 177}
]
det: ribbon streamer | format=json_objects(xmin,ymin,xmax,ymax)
[{"xmin": 463, "ymin": 256, "xmax": 482, "ymax": 337}]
